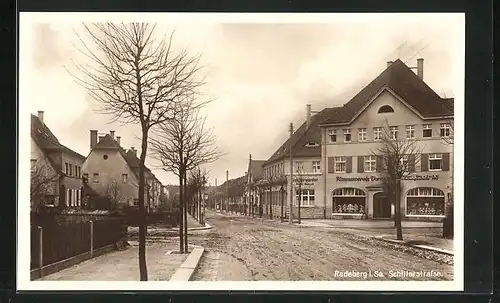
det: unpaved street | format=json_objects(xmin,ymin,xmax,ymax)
[{"xmin": 187, "ymin": 212, "xmax": 453, "ymax": 281}]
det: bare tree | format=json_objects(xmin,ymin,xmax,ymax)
[
  {"xmin": 30, "ymin": 159, "xmax": 59, "ymax": 213},
  {"xmin": 372, "ymin": 120, "xmax": 422, "ymax": 240},
  {"xmin": 150, "ymin": 97, "xmax": 222, "ymax": 253},
  {"xmin": 293, "ymin": 162, "xmax": 306, "ymax": 224},
  {"xmin": 106, "ymin": 180, "xmax": 123, "ymax": 210},
  {"xmin": 276, "ymin": 175, "xmax": 288, "ymax": 222},
  {"xmin": 68, "ymin": 23, "xmax": 205, "ymax": 280}
]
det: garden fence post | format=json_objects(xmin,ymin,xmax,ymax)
[
  {"xmin": 90, "ymin": 220, "xmax": 94, "ymax": 258},
  {"xmin": 38, "ymin": 226, "xmax": 43, "ymax": 277}
]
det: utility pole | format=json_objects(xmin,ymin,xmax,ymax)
[
  {"xmin": 215, "ymin": 178, "xmax": 218, "ymax": 211},
  {"xmin": 289, "ymin": 122, "xmax": 294, "ymax": 225},
  {"xmin": 226, "ymin": 170, "xmax": 229, "ymax": 214}
]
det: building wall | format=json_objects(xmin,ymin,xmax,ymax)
[
  {"xmin": 82, "ymin": 149, "xmax": 140, "ymax": 206},
  {"xmin": 60, "ymin": 151, "xmax": 85, "ymax": 207},
  {"xmin": 30, "ymin": 138, "xmax": 59, "ymax": 205},
  {"xmin": 322, "ymin": 89, "xmax": 453, "ymax": 220}
]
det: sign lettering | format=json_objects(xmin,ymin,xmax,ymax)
[{"xmin": 336, "ymin": 175, "xmax": 439, "ymax": 182}]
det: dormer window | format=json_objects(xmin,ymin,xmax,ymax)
[
  {"xmin": 378, "ymin": 105, "xmax": 394, "ymax": 113},
  {"xmin": 305, "ymin": 142, "xmax": 319, "ymax": 147}
]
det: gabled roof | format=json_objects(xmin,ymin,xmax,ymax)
[
  {"xmin": 31, "ymin": 114, "xmax": 85, "ymax": 173},
  {"xmin": 319, "ymin": 59, "xmax": 454, "ymax": 126},
  {"xmin": 91, "ymin": 134, "xmax": 152, "ymax": 179},
  {"xmin": 264, "ymin": 107, "xmax": 342, "ymax": 165},
  {"xmin": 248, "ymin": 159, "xmax": 266, "ymax": 181}
]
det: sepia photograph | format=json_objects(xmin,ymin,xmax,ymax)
[{"xmin": 18, "ymin": 12, "xmax": 464, "ymax": 291}]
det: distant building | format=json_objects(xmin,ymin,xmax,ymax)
[
  {"xmin": 244, "ymin": 154, "xmax": 266, "ymax": 215},
  {"xmin": 82, "ymin": 130, "xmax": 162, "ymax": 210},
  {"xmin": 31, "ymin": 111, "xmax": 86, "ymax": 210}
]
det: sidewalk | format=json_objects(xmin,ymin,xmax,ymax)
[
  {"xmin": 38, "ymin": 243, "xmax": 188, "ymax": 281},
  {"xmin": 128, "ymin": 213, "xmax": 211, "ymax": 235}
]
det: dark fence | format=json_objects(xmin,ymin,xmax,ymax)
[
  {"xmin": 124, "ymin": 208, "xmax": 179, "ymax": 227},
  {"xmin": 30, "ymin": 216, "xmax": 125, "ymax": 270}
]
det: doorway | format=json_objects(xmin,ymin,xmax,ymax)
[{"xmin": 373, "ymin": 192, "xmax": 391, "ymax": 219}]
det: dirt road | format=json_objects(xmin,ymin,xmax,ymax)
[{"xmin": 187, "ymin": 212, "xmax": 453, "ymax": 281}]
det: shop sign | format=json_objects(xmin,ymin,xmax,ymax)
[
  {"xmin": 336, "ymin": 174, "xmax": 439, "ymax": 182},
  {"xmin": 294, "ymin": 177, "xmax": 319, "ymax": 186}
]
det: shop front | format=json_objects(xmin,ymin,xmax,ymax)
[{"xmin": 328, "ymin": 172, "xmax": 451, "ymax": 220}]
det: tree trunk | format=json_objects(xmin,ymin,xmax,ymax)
[
  {"xmin": 138, "ymin": 132, "xmax": 149, "ymax": 281},
  {"xmin": 183, "ymin": 174, "xmax": 188, "ymax": 253},
  {"xmin": 280, "ymin": 190, "xmax": 284, "ymax": 222},
  {"xmin": 269, "ymin": 189, "xmax": 273, "ymax": 219},
  {"xmin": 395, "ymin": 179, "xmax": 403, "ymax": 240},
  {"xmin": 178, "ymin": 172, "xmax": 184, "ymax": 253}
]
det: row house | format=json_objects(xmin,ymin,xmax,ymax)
[
  {"xmin": 81, "ymin": 130, "xmax": 163, "ymax": 211},
  {"xmin": 30, "ymin": 111, "xmax": 86, "ymax": 209},
  {"xmin": 243, "ymin": 155, "xmax": 266, "ymax": 216},
  {"xmin": 261, "ymin": 58, "xmax": 454, "ymax": 221}
]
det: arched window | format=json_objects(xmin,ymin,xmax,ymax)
[
  {"xmin": 406, "ymin": 187, "xmax": 445, "ymax": 216},
  {"xmin": 332, "ymin": 187, "xmax": 366, "ymax": 214},
  {"xmin": 378, "ymin": 105, "xmax": 395, "ymax": 113}
]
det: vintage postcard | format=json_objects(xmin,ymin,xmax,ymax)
[{"xmin": 18, "ymin": 12, "xmax": 465, "ymax": 291}]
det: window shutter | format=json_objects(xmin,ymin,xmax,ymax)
[
  {"xmin": 421, "ymin": 154, "xmax": 429, "ymax": 171},
  {"xmin": 376, "ymin": 156, "xmax": 383, "ymax": 172},
  {"xmin": 346, "ymin": 156, "xmax": 352, "ymax": 173},
  {"xmin": 357, "ymin": 156, "xmax": 364, "ymax": 173},
  {"xmin": 442, "ymin": 153, "xmax": 450, "ymax": 171},
  {"xmin": 327, "ymin": 157, "xmax": 335, "ymax": 173},
  {"xmin": 408, "ymin": 155, "xmax": 416, "ymax": 173}
]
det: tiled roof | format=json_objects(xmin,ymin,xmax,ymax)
[
  {"xmin": 92, "ymin": 134, "xmax": 152, "ymax": 179},
  {"xmin": 264, "ymin": 107, "xmax": 342, "ymax": 165},
  {"xmin": 249, "ymin": 160, "xmax": 266, "ymax": 181},
  {"xmin": 215, "ymin": 175, "xmax": 247, "ymax": 197},
  {"xmin": 319, "ymin": 59, "xmax": 454, "ymax": 126},
  {"xmin": 31, "ymin": 114, "xmax": 85, "ymax": 172}
]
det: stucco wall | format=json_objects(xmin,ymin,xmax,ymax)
[
  {"xmin": 322, "ymin": 89, "xmax": 453, "ymax": 219},
  {"xmin": 82, "ymin": 149, "xmax": 140, "ymax": 206},
  {"xmin": 31, "ymin": 138, "xmax": 59, "ymax": 202}
]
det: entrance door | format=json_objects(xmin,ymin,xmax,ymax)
[{"xmin": 373, "ymin": 192, "xmax": 391, "ymax": 218}]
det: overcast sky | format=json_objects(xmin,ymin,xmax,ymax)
[{"xmin": 20, "ymin": 13, "xmax": 464, "ymax": 186}]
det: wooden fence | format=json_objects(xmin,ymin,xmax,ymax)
[{"xmin": 30, "ymin": 216, "xmax": 125, "ymax": 277}]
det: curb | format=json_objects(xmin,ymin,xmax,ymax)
[
  {"xmin": 375, "ymin": 237, "xmax": 454, "ymax": 256},
  {"xmin": 169, "ymin": 244, "xmax": 205, "ymax": 281}
]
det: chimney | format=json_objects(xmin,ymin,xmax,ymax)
[
  {"xmin": 249, "ymin": 154, "xmax": 252, "ymax": 161},
  {"xmin": 90, "ymin": 130, "xmax": 98, "ymax": 149},
  {"xmin": 130, "ymin": 147, "xmax": 137, "ymax": 156},
  {"xmin": 306, "ymin": 104, "xmax": 312, "ymax": 129},
  {"xmin": 417, "ymin": 58, "xmax": 424, "ymax": 79},
  {"xmin": 387, "ymin": 61, "xmax": 393, "ymax": 68},
  {"xmin": 37, "ymin": 111, "xmax": 44, "ymax": 124},
  {"xmin": 109, "ymin": 130, "xmax": 115, "ymax": 139},
  {"xmin": 116, "ymin": 136, "xmax": 121, "ymax": 146}
]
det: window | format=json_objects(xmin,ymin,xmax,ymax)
[
  {"xmin": 358, "ymin": 128, "xmax": 367, "ymax": 141},
  {"xmin": 332, "ymin": 188, "xmax": 366, "ymax": 196},
  {"xmin": 31, "ymin": 159, "xmax": 37, "ymax": 172},
  {"xmin": 334, "ymin": 156, "xmax": 346, "ymax": 173},
  {"xmin": 65, "ymin": 162, "xmax": 68, "ymax": 174},
  {"xmin": 429, "ymin": 153, "xmax": 443, "ymax": 171},
  {"xmin": 390, "ymin": 126, "xmax": 399, "ymax": 140},
  {"xmin": 312, "ymin": 161, "xmax": 321, "ymax": 173},
  {"xmin": 378, "ymin": 105, "xmax": 394, "ymax": 113},
  {"xmin": 400, "ymin": 155, "xmax": 409, "ymax": 171},
  {"xmin": 122, "ymin": 173, "xmax": 128, "ymax": 184},
  {"xmin": 93, "ymin": 173, "xmax": 100, "ymax": 183},
  {"xmin": 364, "ymin": 156, "xmax": 376, "ymax": 172},
  {"xmin": 295, "ymin": 189, "xmax": 315, "ymax": 207},
  {"xmin": 406, "ymin": 187, "xmax": 445, "ymax": 216},
  {"xmin": 343, "ymin": 129, "xmax": 351, "ymax": 142},
  {"xmin": 423, "ymin": 124, "xmax": 432, "ymax": 137},
  {"xmin": 332, "ymin": 188, "xmax": 366, "ymax": 214},
  {"xmin": 83, "ymin": 173, "xmax": 89, "ymax": 180},
  {"xmin": 134, "ymin": 199, "xmax": 139, "ymax": 206},
  {"xmin": 69, "ymin": 164, "xmax": 73, "ymax": 176},
  {"xmin": 440, "ymin": 123, "xmax": 451, "ymax": 137},
  {"xmin": 373, "ymin": 127, "xmax": 382, "ymax": 141},
  {"xmin": 406, "ymin": 125, "xmax": 415, "ymax": 139},
  {"xmin": 328, "ymin": 129, "xmax": 337, "ymax": 142},
  {"xmin": 76, "ymin": 166, "xmax": 80, "ymax": 177}
]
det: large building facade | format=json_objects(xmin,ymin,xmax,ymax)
[{"xmin": 261, "ymin": 58, "xmax": 454, "ymax": 221}]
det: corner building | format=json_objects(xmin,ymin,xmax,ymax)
[{"xmin": 319, "ymin": 59, "xmax": 454, "ymax": 221}]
